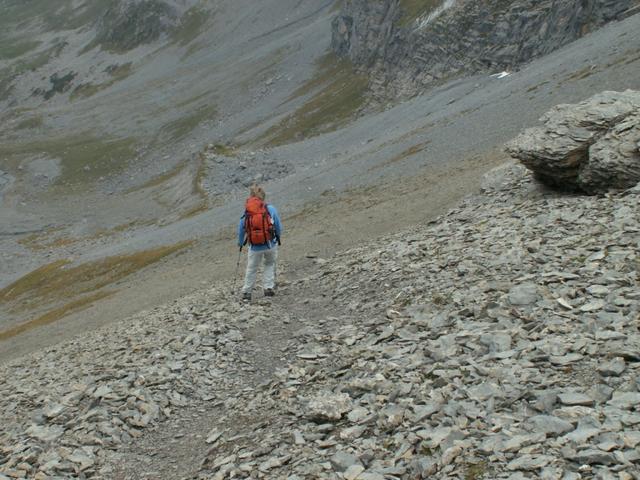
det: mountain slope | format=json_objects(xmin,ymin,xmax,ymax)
[
  {"xmin": 332, "ymin": 0, "xmax": 640, "ymax": 99},
  {"xmin": 1, "ymin": 2, "xmax": 639, "ymax": 366}
]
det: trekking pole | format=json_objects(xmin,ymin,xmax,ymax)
[{"xmin": 231, "ymin": 246, "xmax": 243, "ymax": 295}]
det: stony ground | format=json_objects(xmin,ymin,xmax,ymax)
[{"xmin": 1, "ymin": 162, "xmax": 639, "ymax": 479}]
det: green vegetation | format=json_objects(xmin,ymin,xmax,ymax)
[
  {"xmin": 398, "ymin": 0, "xmax": 445, "ymax": 26},
  {"xmin": 71, "ymin": 62, "xmax": 133, "ymax": 100},
  {"xmin": 0, "ymin": 241, "xmax": 194, "ymax": 313},
  {"xmin": 0, "ymin": 39, "xmax": 41, "ymax": 60},
  {"xmin": 0, "ymin": 291, "xmax": 115, "ymax": 341},
  {"xmin": 0, "ymin": 0, "xmax": 114, "ymax": 34},
  {"xmin": 0, "ymin": 134, "xmax": 138, "ymax": 185},
  {"xmin": 0, "ymin": 240, "xmax": 194, "ymax": 339},
  {"xmin": 15, "ymin": 115, "xmax": 44, "ymax": 130},
  {"xmin": 159, "ymin": 104, "xmax": 217, "ymax": 142},
  {"xmin": 390, "ymin": 141, "xmax": 430, "ymax": 163},
  {"xmin": 126, "ymin": 162, "xmax": 188, "ymax": 193},
  {"xmin": 0, "ymin": 40, "xmax": 69, "ymax": 101},
  {"xmin": 330, "ymin": 0, "xmax": 344, "ymax": 13},
  {"xmin": 566, "ymin": 66, "xmax": 596, "ymax": 81},
  {"xmin": 465, "ymin": 462, "xmax": 488, "ymax": 480},
  {"xmin": 85, "ymin": 0, "xmax": 174, "ymax": 53},
  {"xmin": 208, "ymin": 144, "xmax": 237, "ymax": 156},
  {"xmin": 172, "ymin": 5, "xmax": 211, "ymax": 46},
  {"xmin": 257, "ymin": 54, "xmax": 368, "ymax": 147}
]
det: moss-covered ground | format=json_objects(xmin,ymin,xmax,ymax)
[
  {"xmin": 0, "ymin": 134, "xmax": 138, "ymax": 186},
  {"xmin": 398, "ymin": 0, "xmax": 445, "ymax": 26},
  {"xmin": 256, "ymin": 54, "xmax": 368, "ymax": 147},
  {"xmin": 0, "ymin": 241, "xmax": 194, "ymax": 336}
]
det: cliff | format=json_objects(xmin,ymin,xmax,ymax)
[{"xmin": 332, "ymin": 0, "xmax": 640, "ymax": 99}]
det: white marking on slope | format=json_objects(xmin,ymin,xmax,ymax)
[{"xmin": 491, "ymin": 71, "xmax": 512, "ymax": 79}]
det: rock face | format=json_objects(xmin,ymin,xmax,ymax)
[
  {"xmin": 331, "ymin": 0, "xmax": 640, "ymax": 99},
  {"xmin": 506, "ymin": 90, "xmax": 640, "ymax": 193}
]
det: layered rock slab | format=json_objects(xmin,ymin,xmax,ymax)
[{"xmin": 507, "ymin": 90, "xmax": 640, "ymax": 193}]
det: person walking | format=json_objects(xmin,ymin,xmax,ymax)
[{"xmin": 238, "ymin": 185, "xmax": 282, "ymax": 301}]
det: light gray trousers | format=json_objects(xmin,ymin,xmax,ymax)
[{"xmin": 242, "ymin": 247, "xmax": 278, "ymax": 293}]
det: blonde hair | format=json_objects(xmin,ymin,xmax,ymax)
[{"xmin": 250, "ymin": 184, "xmax": 266, "ymax": 200}]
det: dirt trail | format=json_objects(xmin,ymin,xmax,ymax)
[{"xmin": 106, "ymin": 263, "xmax": 345, "ymax": 479}]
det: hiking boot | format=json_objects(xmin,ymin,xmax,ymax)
[
  {"xmin": 263, "ymin": 288, "xmax": 275, "ymax": 297},
  {"xmin": 242, "ymin": 292, "xmax": 251, "ymax": 301}
]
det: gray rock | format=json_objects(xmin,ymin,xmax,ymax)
[
  {"xmin": 507, "ymin": 90, "xmax": 640, "ymax": 193},
  {"xmin": 607, "ymin": 392, "xmax": 640, "ymax": 410},
  {"xmin": 558, "ymin": 393, "xmax": 595, "ymax": 407},
  {"xmin": 588, "ymin": 384, "xmax": 614, "ymax": 403},
  {"xmin": 332, "ymin": 0, "xmax": 637, "ymax": 100},
  {"xmin": 507, "ymin": 454, "xmax": 554, "ymax": 470},
  {"xmin": 597, "ymin": 358, "xmax": 626, "ymax": 376},
  {"xmin": 508, "ymin": 284, "xmax": 540, "ymax": 306},
  {"xmin": 306, "ymin": 392, "xmax": 352, "ymax": 422},
  {"xmin": 527, "ymin": 415, "xmax": 574, "ymax": 436},
  {"xmin": 566, "ymin": 449, "xmax": 617, "ymax": 465},
  {"xmin": 330, "ymin": 451, "xmax": 362, "ymax": 472}
]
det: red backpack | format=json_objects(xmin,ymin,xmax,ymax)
[{"xmin": 244, "ymin": 196, "xmax": 274, "ymax": 246}]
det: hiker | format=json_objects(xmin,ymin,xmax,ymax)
[{"xmin": 238, "ymin": 185, "xmax": 282, "ymax": 301}]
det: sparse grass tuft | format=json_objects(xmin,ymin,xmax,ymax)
[
  {"xmin": 172, "ymin": 6, "xmax": 211, "ymax": 46},
  {"xmin": 431, "ymin": 292, "xmax": 451, "ymax": 306},
  {"xmin": 256, "ymin": 54, "xmax": 368, "ymax": 147},
  {"xmin": 0, "ymin": 291, "xmax": 115, "ymax": 341},
  {"xmin": 0, "ymin": 134, "xmax": 138, "ymax": 185},
  {"xmin": 465, "ymin": 462, "xmax": 488, "ymax": 480},
  {"xmin": 71, "ymin": 62, "xmax": 133, "ymax": 100},
  {"xmin": 566, "ymin": 66, "xmax": 596, "ymax": 81},
  {"xmin": 178, "ymin": 202, "xmax": 209, "ymax": 220},
  {"xmin": 0, "ymin": 259, "xmax": 70, "ymax": 304},
  {"xmin": 207, "ymin": 144, "xmax": 237, "ymax": 156},
  {"xmin": 330, "ymin": 0, "xmax": 344, "ymax": 13},
  {"xmin": 160, "ymin": 104, "xmax": 217, "ymax": 142},
  {"xmin": 388, "ymin": 141, "xmax": 431, "ymax": 165},
  {"xmin": 15, "ymin": 115, "xmax": 44, "ymax": 130},
  {"xmin": 0, "ymin": 39, "xmax": 41, "ymax": 60},
  {"xmin": 398, "ymin": 0, "xmax": 445, "ymax": 26}
]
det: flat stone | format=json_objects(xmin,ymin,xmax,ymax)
[
  {"xmin": 508, "ymin": 284, "xmax": 540, "ymax": 306},
  {"xmin": 344, "ymin": 464, "xmax": 366, "ymax": 480},
  {"xmin": 25, "ymin": 425, "xmax": 64, "ymax": 442},
  {"xmin": 503, "ymin": 433, "xmax": 546, "ymax": 452},
  {"xmin": 467, "ymin": 382, "xmax": 504, "ymax": 401},
  {"xmin": 330, "ymin": 451, "xmax": 362, "ymax": 472},
  {"xmin": 580, "ymin": 301, "xmax": 605, "ymax": 312},
  {"xmin": 549, "ymin": 353, "xmax": 583, "ymax": 366},
  {"xmin": 527, "ymin": 415, "xmax": 574, "ymax": 437},
  {"xmin": 607, "ymin": 392, "xmax": 640, "ymax": 410},
  {"xmin": 306, "ymin": 392, "xmax": 352, "ymax": 422},
  {"xmin": 507, "ymin": 454, "xmax": 554, "ymax": 470},
  {"xmin": 566, "ymin": 449, "xmax": 616, "ymax": 465},
  {"xmin": 410, "ymin": 403, "xmax": 440, "ymax": 422},
  {"xmin": 597, "ymin": 358, "xmax": 626, "ymax": 376},
  {"xmin": 558, "ymin": 393, "xmax": 595, "ymax": 407}
]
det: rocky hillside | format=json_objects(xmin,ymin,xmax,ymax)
[
  {"xmin": 1, "ymin": 94, "xmax": 639, "ymax": 479},
  {"xmin": 332, "ymin": 0, "xmax": 640, "ymax": 99}
]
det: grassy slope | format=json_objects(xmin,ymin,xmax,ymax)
[{"xmin": 256, "ymin": 54, "xmax": 368, "ymax": 147}]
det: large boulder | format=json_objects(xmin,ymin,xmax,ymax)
[{"xmin": 506, "ymin": 90, "xmax": 640, "ymax": 194}]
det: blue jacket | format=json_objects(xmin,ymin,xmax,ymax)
[{"xmin": 238, "ymin": 204, "xmax": 282, "ymax": 251}]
